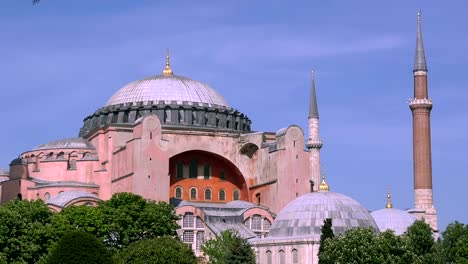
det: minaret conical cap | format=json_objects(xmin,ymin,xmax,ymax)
[
  {"xmin": 414, "ymin": 10, "xmax": 428, "ymax": 72},
  {"xmin": 309, "ymin": 69, "xmax": 319, "ymax": 118}
]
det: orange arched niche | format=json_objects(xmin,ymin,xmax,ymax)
[{"xmin": 169, "ymin": 150, "xmax": 249, "ymax": 203}]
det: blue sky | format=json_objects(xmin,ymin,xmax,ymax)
[{"xmin": 1, "ymin": 0, "xmax": 467, "ymax": 231}]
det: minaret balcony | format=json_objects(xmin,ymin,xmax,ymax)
[
  {"xmin": 409, "ymin": 98, "xmax": 432, "ymax": 106},
  {"xmin": 306, "ymin": 139, "xmax": 323, "ymax": 149}
]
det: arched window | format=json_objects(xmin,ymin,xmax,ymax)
[
  {"xmin": 164, "ymin": 107, "xmax": 171, "ymax": 123},
  {"xmin": 204, "ymin": 112, "xmax": 209, "ymax": 125},
  {"xmin": 192, "ymin": 108, "xmax": 197, "ymax": 125},
  {"xmin": 176, "ymin": 162, "xmax": 184, "ymax": 179},
  {"xmin": 178, "ymin": 108, "xmax": 184, "ymax": 123},
  {"xmin": 292, "ymin": 249, "xmax": 298, "ymax": 264},
  {"xmin": 44, "ymin": 192, "xmax": 50, "ymax": 201},
  {"xmin": 279, "ymin": 250, "xmax": 285, "ymax": 264},
  {"xmin": 203, "ymin": 164, "xmax": 210, "ymax": 179},
  {"xmin": 190, "ymin": 188, "xmax": 197, "ymax": 200},
  {"xmin": 189, "ymin": 159, "xmax": 198, "ymax": 178},
  {"xmin": 263, "ymin": 218, "xmax": 271, "ymax": 231},
  {"xmin": 204, "ymin": 189, "xmax": 212, "ymax": 200},
  {"xmin": 233, "ymin": 189, "xmax": 240, "ymax": 200},
  {"xmin": 68, "ymin": 152, "xmax": 78, "ymax": 170},
  {"xmin": 175, "ymin": 187, "xmax": 183, "ymax": 199},
  {"xmin": 266, "ymin": 250, "xmax": 272, "ymax": 264},
  {"xmin": 219, "ymin": 189, "xmax": 226, "ymax": 201},
  {"xmin": 183, "ymin": 213, "xmax": 194, "ymax": 228}
]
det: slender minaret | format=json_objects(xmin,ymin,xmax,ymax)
[
  {"xmin": 306, "ymin": 70, "xmax": 323, "ymax": 191},
  {"xmin": 409, "ymin": 10, "xmax": 438, "ymax": 232}
]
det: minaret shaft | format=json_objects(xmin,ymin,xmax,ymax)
[
  {"xmin": 409, "ymin": 11, "xmax": 437, "ymax": 233},
  {"xmin": 308, "ymin": 117, "xmax": 321, "ymax": 191},
  {"xmin": 412, "ymin": 107, "xmax": 433, "ymax": 190}
]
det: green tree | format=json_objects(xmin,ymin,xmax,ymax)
[
  {"xmin": 98, "ymin": 192, "xmax": 179, "ymax": 251},
  {"xmin": 115, "ymin": 236, "xmax": 196, "ymax": 264},
  {"xmin": 404, "ymin": 220, "xmax": 443, "ymax": 263},
  {"xmin": 45, "ymin": 230, "xmax": 112, "ymax": 264},
  {"xmin": 50, "ymin": 204, "xmax": 108, "ymax": 242},
  {"xmin": 455, "ymin": 235, "xmax": 468, "ymax": 264},
  {"xmin": 0, "ymin": 199, "xmax": 53, "ymax": 264},
  {"xmin": 441, "ymin": 221, "xmax": 468, "ymax": 263},
  {"xmin": 202, "ymin": 230, "xmax": 256, "ymax": 264},
  {"xmin": 318, "ymin": 218, "xmax": 334, "ymax": 255},
  {"xmin": 319, "ymin": 227, "xmax": 381, "ymax": 264}
]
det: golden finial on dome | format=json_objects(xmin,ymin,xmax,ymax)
[
  {"xmin": 386, "ymin": 187, "xmax": 393, "ymax": 208},
  {"xmin": 319, "ymin": 170, "xmax": 330, "ymax": 191},
  {"xmin": 162, "ymin": 48, "xmax": 173, "ymax": 76}
]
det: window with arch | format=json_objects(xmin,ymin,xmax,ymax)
[
  {"xmin": 204, "ymin": 189, "xmax": 212, "ymax": 200},
  {"xmin": 204, "ymin": 112, "xmax": 209, "ymax": 125},
  {"xmin": 31, "ymin": 155, "xmax": 39, "ymax": 171},
  {"xmin": 292, "ymin": 249, "xmax": 298, "ymax": 264},
  {"xmin": 192, "ymin": 109, "xmax": 197, "ymax": 124},
  {"xmin": 178, "ymin": 108, "xmax": 184, "ymax": 123},
  {"xmin": 233, "ymin": 189, "xmax": 240, "ymax": 200},
  {"xmin": 279, "ymin": 250, "xmax": 285, "ymax": 264},
  {"xmin": 219, "ymin": 189, "xmax": 226, "ymax": 201},
  {"xmin": 244, "ymin": 214, "xmax": 271, "ymax": 238},
  {"xmin": 67, "ymin": 152, "xmax": 78, "ymax": 170},
  {"xmin": 189, "ymin": 159, "xmax": 198, "ymax": 178},
  {"xmin": 190, "ymin": 187, "xmax": 197, "ymax": 200},
  {"xmin": 203, "ymin": 164, "xmax": 210, "ymax": 179},
  {"xmin": 176, "ymin": 162, "xmax": 184, "ymax": 179},
  {"xmin": 181, "ymin": 212, "xmax": 205, "ymax": 252},
  {"xmin": 164, "ymin": 107, "xmax": 171, "ymax": 123},
  {"xmin": 175, "ymin": 187, "xmax": 183, "ymax": 199},
  {"xmin": 266, "ymin": 250, "xmax": 272, "ymax": 264},
  {"xmin": 44, "ymin": 192, "xmax": 50, "ymax": 201}
]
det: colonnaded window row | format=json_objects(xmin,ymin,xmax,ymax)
[
  {"xmin": 179, "ymin": 187, "xmax": 240, "ymax": 201},
  {"xmin": 174, "ymin": 160, "xmax": 230, "ymax": 181}
]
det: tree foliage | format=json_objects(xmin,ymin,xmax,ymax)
[
  {"xmin": 319, "ymin": 218, "xmax": 334, "ymax": 254},
  {"xmin": 0, "ymin": 199, "xmax": 53, "ymax": 264},
  {"xmin": 98, "ymin": 192, "xmax": 179, "ymax": 251},
  {"xmin": 115, "ymin": 236, "xmax": 196, "ymax": 264},
  {"xmin": 319, "ymin": 221, "xmax": 446, "ymax": 264},
  {"xmin": 202, "ymin": 230, "xmax": 256, "ymax": 264},
  {"xmin": 45, "ymin": 230, "xmax": 112, "ymax": 264},
  {"xmin": 441, "ymin": 221, "xmax": 468, "ymax": 263}
]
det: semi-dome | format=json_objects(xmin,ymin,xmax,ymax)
[
  {"xmin": 106, "ymin": 75, "xmax": 229, "ymax": 108},
  {"xmin": 269, "ymin": 189, "xmax": 378, "ymax": 238},
  {"xmin": 33, "ymin": 137, "xmax": 95, "ymax": 151},
  {"xmin": 371, "ymin": 208, "xmax": 416, "ymax": 235}
]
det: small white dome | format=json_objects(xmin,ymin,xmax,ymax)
[
  {"xmin": 269, "ymin": 191, "xmax": 378, "ymax": 238},
  {"xmin": 371, "ymin": 208, "xmax": 416, "ymax": 235}
]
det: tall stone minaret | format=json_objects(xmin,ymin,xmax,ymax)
[
  {"xmin": 306, "ymin": 70, "xmax": 323, "ymax": 191},
  {"xmin": 409, "ymin": 10, "xmax": 438, "ymax": 232}
]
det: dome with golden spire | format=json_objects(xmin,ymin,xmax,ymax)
[
  {"xmin": 105, "ymin": 49, "xmax": 229, "ymax": 108},
  {"xmin": 371, "ymin": 188, "xmax": 416, "ymax": 235}
]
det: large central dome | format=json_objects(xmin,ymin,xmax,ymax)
[
  {"xmin": 79, "ymin": 50, "xmax": 251, "ymax": 137},
  {"xmin": 106, "ymin": 74, "xmax": 229, "ymax": 108}
]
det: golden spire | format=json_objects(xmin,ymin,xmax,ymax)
[
  {"xmin": 162, "ymin": 48, "xmax": 173, "ymax": 76},
  {"xmin": 386, "ymin": 187, "xmax": 393, "ymax": 208},
  {"xmin": 319, "ymin": 170, "xmax": 330, "ymax": 191}
]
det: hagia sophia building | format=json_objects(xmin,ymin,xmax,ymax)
[{"xmin": 0, "ymin": 11, "xmax": 437, "ymax": 264}]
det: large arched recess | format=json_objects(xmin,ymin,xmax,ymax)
[{"xmin": 169, "ymin": 150, "xmax": 249, "ymax": 203}]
